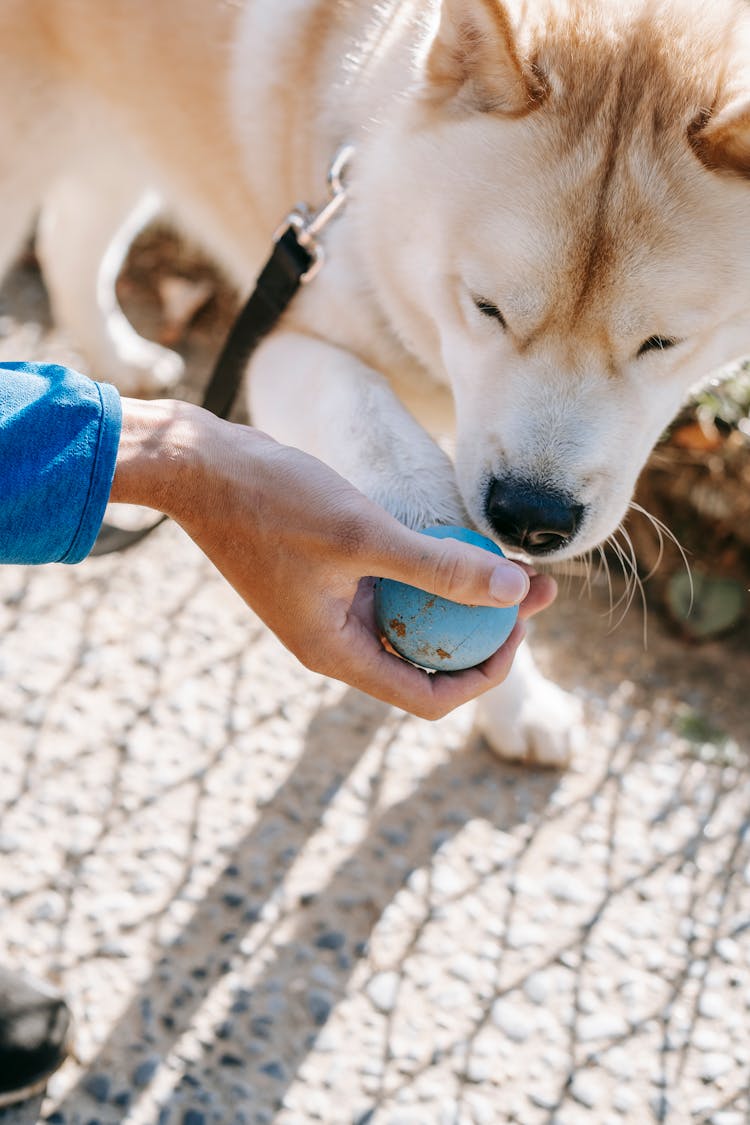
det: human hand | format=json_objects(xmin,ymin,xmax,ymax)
[{"xmin": 111, "ymin": 399, "xmax": 557, "ymax": 718}]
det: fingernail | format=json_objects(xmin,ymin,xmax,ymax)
[{"xmin": 490, "ymin": 563, "xmax": 529, "ymax": 604}]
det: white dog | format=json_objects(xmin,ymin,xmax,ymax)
[{"xmin": 4, "ymin": 0, "xmax": 750, "ymax": 764}]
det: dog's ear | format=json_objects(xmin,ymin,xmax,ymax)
[
  {"xmin": 424, "ymin": 0, "xmax": 544, "ymax": 114},
  {"xmin": 691, "ymin": 97, "xmax": 750, "ymax": 178}
]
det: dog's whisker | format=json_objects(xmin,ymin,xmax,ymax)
[
  {"xmin": 598, "ymin": 541, "xmax": 616, "ymax": 622},
  {"xmin": 598, "ymin": 543, "xmax": 613, "ymax": 617},
  {"xmin": 593, "ymin": 545, "xmax": 608, "ymax": 590},
  {"xmin": 552, "ymin": 556, "xmax": 583, "ymax": 600},
  {"xmin": 547, "ymin": 550, "xmax": 602, "ymax": 603},
  {"xmin": 561, "ymin": 557, "xmax": 576, "ymax": 596},
  {"xmin": 628, "ymin": 501, "xmax": 665, "ymax": 580},
  {"xmin": 605, "ymin": 526, "xmax": 648, "ymax": 641},
  {"xmin": 605, "ymin": 533, "xmax": 634, "ymax": 618},
  {"xmin": 618, "ymin": 528, "xmax": 643, "ymax": 623},
  {"xmin": 619, "ymin": 526, "xmax": 641, "ymax": 611},
  {"xmin": 619, "ymin": 524, "xmax": 649, "ymax": 647},
  {"xmin": 576, "ymin": 551, "xmax": 587, "ymax": 599},
  {"xmin": 581, "ymin": 549, "xmax": 595, "ymax": 600},
  {"xmin": 628, "ymin": 501, "xmax": 695, "ymax": 614}
]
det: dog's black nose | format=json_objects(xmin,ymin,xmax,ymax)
[{"xmin": 485, "ymin": 476, "xmax": 584, "ymax": 554}]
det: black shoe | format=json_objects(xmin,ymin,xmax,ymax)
[{"xmin": 0, "ymin": 968, "xmax": 71, "ymax": 1108}]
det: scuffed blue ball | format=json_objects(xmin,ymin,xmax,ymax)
[{"xmin": 374, "ymin": 525, "xmax": 519, "ymax": 671}]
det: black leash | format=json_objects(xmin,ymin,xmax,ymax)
[{"xmin": 91, "ymin": 146, "xmax": 353, "ymax": 557}]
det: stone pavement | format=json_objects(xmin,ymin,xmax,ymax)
[{"xmin": 0, "ymin": 521, "xmax": 748, "ymax": 1125}]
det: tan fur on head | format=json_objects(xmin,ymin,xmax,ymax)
[
  {"xmin": 682, "ymin": 0, "xmax": 750, "ymax": 178},
  {"xmin": 425, "ymin": 0, "xmax": 547, "ymax": 114},
  {"xmin": 425, "ymin": 0, "xmax": 750, "ymax": 177}
]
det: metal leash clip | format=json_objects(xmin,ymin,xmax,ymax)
[{"xmin": 274, "ymin": 144, "xmax": 354, "ymax": 283}]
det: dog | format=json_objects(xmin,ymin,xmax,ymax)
[{"xmin": 4, "ymin": 0, "xmax": 750, "ymax": 765}]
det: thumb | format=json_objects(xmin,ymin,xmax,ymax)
[{"xmin": 369, "ymin": 522, "xmax": 530, "ymax": 608}]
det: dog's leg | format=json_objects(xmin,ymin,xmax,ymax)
[
  {"xmin": 0, "ymin": 189, "xmax": 40, "ymax": 292},
  {"xmin": 0, "ymin": 74, "xmax": 68, "ymax": 288},
  {"xmin": 249, "ymin": 331, "xmax": 467, "ymax": 528},
  {"xmin": 36, "ymin": 163, "xmax": 184, "ymax": 396},
  {"xmin": 474, "ymin": 641, "xmax": 583, "ymax": 768}
]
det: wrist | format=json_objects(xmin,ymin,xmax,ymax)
[{"xmin": 109, "ymin": 397, "xmax": 211, "ymax": 516}]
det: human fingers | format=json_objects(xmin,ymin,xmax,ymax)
[
  {"xmin": 518, "ymin": 573, "xmax": 558, "ymax": 619},
  {"xmin": 317, "ymin": 610, "xmax": 528, "ymax": 720},
  {"xmin": 360, "ymin": 517, "xmax": 530, "ymax": 608}
]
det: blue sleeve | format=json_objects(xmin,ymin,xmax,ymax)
[{"xmin": 0, "ymin": 362, "xmax": 122, "ymax": 565}]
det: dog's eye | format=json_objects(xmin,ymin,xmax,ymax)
[
  {"xmin": 637, "ymin": 335, "xmax": 678, "ymax": 358},
  {"xmin": 473, "ymin": 296, "xmax": 506, "ymax": 328}
]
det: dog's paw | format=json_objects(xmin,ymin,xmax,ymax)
[
  {"xmin": 368, "ymin": 471, "xmax": 468, "ymax": 533},
  {"xmin": 474, "ymin": 646, "xmax": 583, "ymax": 768}
]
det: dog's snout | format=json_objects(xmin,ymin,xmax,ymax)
[{"xmin": 485, "ymin": 476, "xmax": 584, "ymax": 554}]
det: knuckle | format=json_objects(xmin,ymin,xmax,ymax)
[{"xmin": 431, "ymin": 544, "xmax": 470, "ymax": 597}]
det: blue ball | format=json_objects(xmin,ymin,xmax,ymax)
[{"xmin": 374, "ymin": 525, "xmax": 519, "ymax": 671}]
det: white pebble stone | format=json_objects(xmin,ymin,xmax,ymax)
[
  {"xmin": 544, "ymin": 872, "xmax": 590, "ymax": 904},
  {"xmin": 490, "ymin": 999, "xmax": 536, "ymax": 1043},
  {"xmin": 450, "ymin": 954, "xmax": 478, "ymax": 983},
  {"xmin": 698, "ymin": 992, "xmax": 725, "ymax": 1020},
  {"xmin": 468, "ymin": 1094, "xmax": 496, "ymax": 1125},
  {"xmin": 715, "ymin": 938, "xmax": 740, "ymax": 964},
  {"xmin": 645, "ymin": 947, "xmax": 666, "ymax": 972},
  {"xmin": 432, "ymin": 866, "xmax": 465, "ymax": 896},
  {"xmin": 577, "ymin": 989, "xmax": 599, "ymax": 1015},
  {"xmin": 505, "ymin": 924, "xmax": 545, "ymax": 950},
  {"xmin": 366, "ymin": 971, "xmax": 400, "ymax": 1014},
  {"xmin": 613, "ymin": 1086, "xmax": 636, "ymax": 1114},
  {"xmin": 692, "ymin": 1026, "xmax": 727, "ymax": 1053},
  {"xmin": 523, "ymin": 972, "xmax": 552, "ymax": 1005},
  {"xmin": 700, "ymin": 1053, "xmax": 733, "ymax": 1082},
  {"xmin": 570, "ymin": 1072, "xmax": 604, "ymax": 1109},
  {"xmin": 465, "ymin": 1056, "xmax": 493, "ymax": 1084},
  {"xmin": 582, "ymin": 1012, "xmax": 630, "ymax": 1043},
  {"xmin": 439, "ymin": 1104, "xmax": 460, "ymax": 1125},
  {"xmin": 529, "ymin": 1089, "xmax": 559, "ymax": 1111}
]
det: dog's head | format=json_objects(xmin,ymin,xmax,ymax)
[{"xmin": 359, "ymin": 0, "xmax": 750, "ymax": 559}]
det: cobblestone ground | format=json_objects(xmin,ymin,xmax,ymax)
[{"xmin": 0, "ymin": 251, "xmax": 748, "ymax": 1125}]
